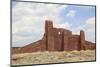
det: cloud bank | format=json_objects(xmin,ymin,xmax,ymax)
[{"xmin": 12, "ymin": 1, "xmax": 95, "ymax": 47}]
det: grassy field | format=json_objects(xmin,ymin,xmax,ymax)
[{"xmin": 12, "ymin": 50, "xmax": 95, "ymax": 65}]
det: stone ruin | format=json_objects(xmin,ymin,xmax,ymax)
[{"xmin": 12, "ymin": 20, "xmax": 96, "ymax": 54}]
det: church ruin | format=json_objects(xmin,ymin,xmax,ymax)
[{"xmin": 12, "ymin": 20, "xmax": 95, "ymax": 54}]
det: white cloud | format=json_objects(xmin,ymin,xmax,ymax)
[
  {"xmin": 85, "ymin": 17, "xmax": 95, "ymax": 42},
  {"xmin": 86, "ymin": 17, "xmax": 95, "ymax": 25},
  {"xmin": 12, "ymin": 2, "xmax": 69, "ymax": 47},
  {"xmin": 67, "ymin": 10, "xmax": 76, "ymax": 18},
  {"xmin": 54, "ymin": 22, "xmax": 70, "ymax": 29}
]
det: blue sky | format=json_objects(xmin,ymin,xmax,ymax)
[
  {"xmin": 12, "ymin": 1, "xmax": 96, "ymax": 47},
  {"xmin": 58, "ymin": 5, "xmax": 95, "ymax": 28}
]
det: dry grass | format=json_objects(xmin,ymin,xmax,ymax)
[{"xmin": 12, "ymin": 50, "xmax": 95, "ymax": 65}]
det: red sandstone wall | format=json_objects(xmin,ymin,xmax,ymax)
[
  {"xmin": 45, "ymin": 20, "xmax": 55, "ymax": 51},
  {"xmin": 53, "ymin": 28, "xmax": 64, "ymax": 51},
  {"xmin": 12, "ymin": 40, "xmax": 44, "ymax": 54},
  {"xmin": 12, "ymin": 20, "xmax": 95, "ymax": 54},
  {"xmin": 63, "ymin": 30, "xmax": 71, "ymax": 51},
  {"xmin": 84, "ymin": 41, "xmax": 96, "ymax": 50},
  {"xmin": 69, "ymin": 35, "xmax": 80, "ymax": 51},
  {"xmin": 80, "ymin": 30, "xmax": 85, "ymax": 50}
]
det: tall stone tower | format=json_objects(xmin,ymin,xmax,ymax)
[
  {"xmin": 45, "ymin": 20, "xmax": 55, "ymax": 51},
  {"xmin": 63, "ymin": 30, "xmax": 72, "ymax": 51},
  {"xmin": 80, "ymin": 30, "xmax": 85, "ymax": 50}
]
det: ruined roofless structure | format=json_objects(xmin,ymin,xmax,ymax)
[{"xmin": 12, "ymin": 20, "xmax": 96, "ymax": 54}]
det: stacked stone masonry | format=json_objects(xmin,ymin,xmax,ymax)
[{"xmin": 12, "ymin": 20, "xmax": 96, "ymax": 54}]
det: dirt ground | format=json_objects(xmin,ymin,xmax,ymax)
[{"xmin": 12, "ymin": 50, "xmax": 95, "ymax": 66}]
